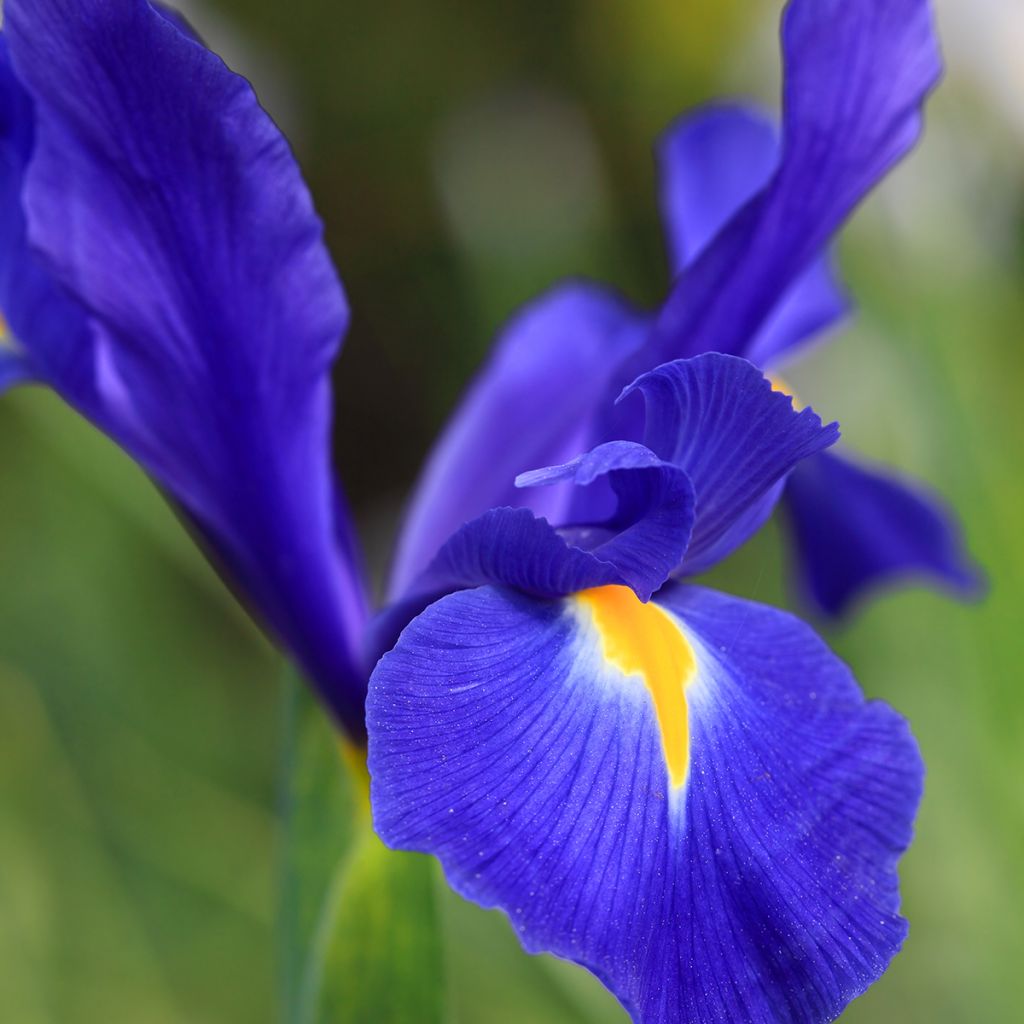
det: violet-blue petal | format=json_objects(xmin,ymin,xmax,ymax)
[
  {"xmin": 0, "ymin": 345, "xmax": 30, "ymax": 391},
  {"xmin": 656, "ymin": 104, "xmax": 849, "ymax": 368},
  {"xmin": 411, "ymin": 440, "xmax": 692, "ymax": 599},
  {"xmin": 152, "ymin": 0, "xmax": 203, "ymax": 40},
  {"xmin": 783, "ymin": 449, "xmax": 981, "ymax": 617},
  {"xmin": 648, "ymin": 0, "xmax": 941, "ymax": 366},
  {"xmin": 657, "ymin": 104, "xmax": 778, "ymax": 277},
  {"xmin": 624, "ymin": 353, "xmax": 839, "ymax": 575},
  {"xmin": 745, "ymin": 256, "xmax": 849, "ymax": 369},
  {"xmin": 0, "ymin": 34, "xmax": 95, "ymax": 403},
  {"xmin": 366, "ymin": 441, "xmax": 694, "ymax": 662},
  {"xmin": 514, "ymin": 441, "xmax": 695, "ymax": 596},
  {"xmin": 390, "ymin": 282, "xmax": 649, "ymax": 598},
  {"xmin": 4, "ymin": 0, "xmax": 368, "ymax": 730},
  {"xmin": 368, "ymin": 582, "xmax": 921, "ymax": 1023}
]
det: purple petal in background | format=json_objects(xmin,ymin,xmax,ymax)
[
  {"xmin": 784, "ymin": 450, "xmax": 982, "ymax": 617},
  {"xmin": 390, "ymin": 281, "xmax": 648, "ymax": 598},
  {"xmin": 656, "ymin": 104, "xmax": 849, "ymax": 368},
  {"xmin": 649, "ymin": 0, "xmax": 941, "ymax": 366}
]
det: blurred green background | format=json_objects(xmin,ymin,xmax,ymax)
[{"xmin": 1, "ymin": 0, "xmax": 1021, "ymax": 1021}]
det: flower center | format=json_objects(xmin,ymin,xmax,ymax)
[{"xmin": 577, "ymin": 585, "xmax": 695, "ymax": 788}]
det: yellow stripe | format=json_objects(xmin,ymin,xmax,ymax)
[{"xmin": 577, "ymin": 585, "xmax": 696, "ymax": 787}]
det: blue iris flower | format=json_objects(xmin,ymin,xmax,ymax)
[
  {"xmin": 368, "ymin": 357, "xmax": 920, "ymax": 1023},
  {"xmin": 369, "ymin": 0, "xmax": 944, "ymax": 1020},
  {"xmin": 391, "ymin": 0, "xmax": 980, "ymax": 619},
  {"xmin": 0, "ymin": 1, "xmax": 942, "ymax": 1021}
]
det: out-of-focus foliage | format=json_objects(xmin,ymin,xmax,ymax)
[
  {"xmin": 0, "ymin": 391, "xmax": 278, "ymax": 1024},
  {"xmin": 278, "ymin": 678, "xmax": 443, "ymax": 1024},
  {"xmin": 1, "ymin": 0, "xmax": 1022, "ymax": 1021}
]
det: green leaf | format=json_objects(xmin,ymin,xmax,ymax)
[
  {"xmin": 318, "ymin": 831, "xmax": 444, "ymax": 1024},
  {"xmin": 277, "ymin": 671, "xmax": 445, "ymax": 1024}
]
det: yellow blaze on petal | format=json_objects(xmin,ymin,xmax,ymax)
[
  {"xmin": 766, "ymin": 372, "xmax": 803, "ymax": 410},
  {"xmin": 577, "ymin": 585, "xmax": 696, "ymax": 788}
]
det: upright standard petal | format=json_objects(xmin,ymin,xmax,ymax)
[
  {"xmin": 368, "ymin": 583, "xmax": 922, "ymax": 1023},
  {"xmin": 648, "ymin": 0, "xmax": 941, "ymax": 366},
  {"xmin": 783, "ymin": 450, "xmax": 981, "ymax": 616},
  {"xmin": 657, "ymin": 104, "xmax": 778, "ymax": 277},
  {"xmin": 5, "ymin": 0, "xmax": 368, "ymax": 731},
  {"xmin": 656, "ymin": 104, "xmax": 849, "ymax": 369},
  {"xmin": 625, "ymin": 354, "xmax": 839, "ymax": 574},
  {"xmin": 390, "ymin": 282, "xmax": 648, "ymax": 598}
]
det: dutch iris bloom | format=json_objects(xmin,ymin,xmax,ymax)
[
  {"xmin": 368, "ymin": 358, "xmax": 921, "ymax": 1023},
  {"xmin": 368, "ymin": 0, "xmax": 944, "ymax": 1020},
  {"xmin": 391, "ymin": 0, "xmax": 979, "ymax": 618},
  {"xmin": 0, "ymin": 1, "xmax": 936, "ymax": 1022}
]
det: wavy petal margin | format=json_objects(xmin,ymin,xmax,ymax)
[
  {"xmin": 625, "ymin": 354, "xmax": 839, "ymax": 574},
  {"xmin": 368, "ymin": 583, "xmax": 922, "ymax": 1023}
]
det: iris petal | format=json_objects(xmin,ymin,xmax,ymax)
[
  {"xmin": 0, "ymin": 341, "xmax": 30, "ymax": 392},
  {"xmin": 784, "ymin": 450, "xmax": 982, "ymax": 616},
  {"xmin": 368, "ymin": 440, "xmax": 695, "ymax": 661},
  {"xmin": 368, "ymin": 583, "xmax": 922, "ymax": 1023},
  {"xmin": 379, "ymin": 351, "xmax": 838, "ymax": 665},
  {"xmin": 390, "ymin": 282, "xmax": 648, "ymax": 598},
  {"xmin": 513, "ymin": 440, "xmax": 696, "ymax": 598},
  {"xmin": 432, "ymin": 441, "xmax": 694, "ymax": 601},
  {"xmin": 625, "ymin": 354, "xmax": 839, "ymax": 574},
  {"xmin": 657, "ymin": 104, "xmax": 777, "ymax": 276},
  {"xmin": 648, "ymin": 0, "xmax": 941, "ymax": 366},
  {"xmin": 656, "ymin": 104, "xmax": 850, "ymax": 370},
  {"xmin": 4, "ymin": 0, "xmax": 368, "ymax": 730},
  {"xmin": 0, "ymin": 36, "xmax": 95, "ymax": 402}
]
